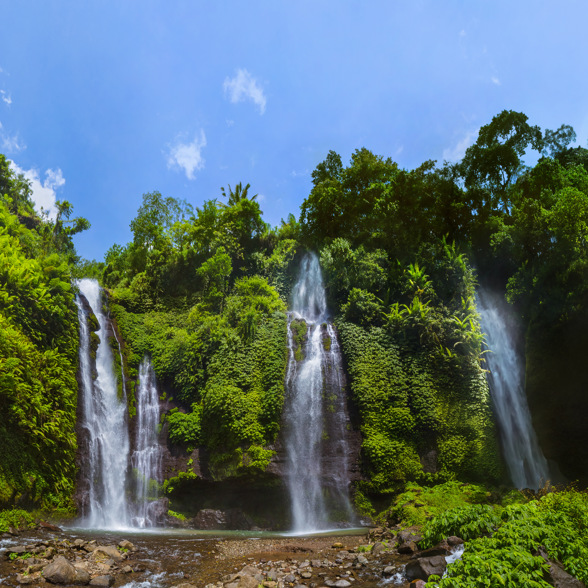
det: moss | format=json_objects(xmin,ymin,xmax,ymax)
[
  {"xmin": 322, "ymin": 334, "xmax": 332, "ymax": 352},
  {"xmin": 290, "ymin": 318, "xmax": 307, "ymax": 362}
]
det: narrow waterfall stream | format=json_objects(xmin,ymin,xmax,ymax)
[
  {"xmin": 76, "ymin": 278, "xmax": 130, "ymax": 528},
  {"xmin": 130, "ymin": 357, "xmax": 163, "ymax": 527},
  {"xmin": 284, "ymin": 253, "xmax": 354, "ymax": 532},
  {"xmin": 477, "ymin": 289, "xmax": 549, "ymax": 489}
]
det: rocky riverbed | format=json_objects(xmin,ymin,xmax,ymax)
[{"xmin": 0, "ymin": 524, "xmax": 464, "ymax": 588}]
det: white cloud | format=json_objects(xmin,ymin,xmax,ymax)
[
  {"xmin": 491, "ymin": 76, "xmax": 501, "ymax": 86},
  {"xmin": 9, "ymin": 162, "xmax": 65, "ymax": 219},
  {"xmin": 226, "ymin": 119, "xmax": 235, "ymax": 127},
  {"xmin": 166, "ymin": 130, "xmax": 206, "ymax": 180},
  {"xmin": 442, "ymin": 129, "xmax": 479, "ymax": 162},
  {"xmin": 223, "ymin": 69, "xmax": 267, "ymax": 115},
  {"xmin": 0, "ymin": 90, "xmax": 11, "ymax": 106},
  {"xmin": 0, "ymin": 122, "xmax": 25, "ymax": 153}
]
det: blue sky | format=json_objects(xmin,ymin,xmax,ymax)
[{"xmin": 1, "ymin": 1, "xmax": 587, "ymax": 261}]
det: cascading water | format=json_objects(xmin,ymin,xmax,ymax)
[
  {"xmin": 130, "ymin": 357, "xmax": 163, "ymax": 527},
  {"xmin": 76, "ymin": 278, "xmax": 130, "ymax": 528},
  {"xmin": 477, "ymin": 288, "xmax": 549, "ymax": 489},
  {"xmin": 284, "ymin": 253, "xmax": 354, "ymax": 532}
]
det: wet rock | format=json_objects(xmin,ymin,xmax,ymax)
[
  {"xmin": 39, "ymin": 521, "xmax": 62, "ymax": 533},
  {"xmin": 355, "ymin": 555, "xmax": 368, "ymax": 565},
  {"xmin": 371, "ymin": 541, "xmax": 385, "ymax": 555},
  {"xmin": 409, "ymin": 581, "xmax": 427, "ymax": 588},
  {"xmin": 333, "ymin": 581, "xmax": 351, "ymax": 588},
  {"xmin": 118, "ymin": 539, "xmax": 136, "ymax": 551},
  {"xmin": 405, "ymin": 556, "xmax": 447, "ymax": 581},
  {"xmin": 89, "ymin": 575, "xmax": 114, "ymax": 587},
  {"xmin": 397, "ymin": 530, "xmax": 422, "ymax": 544},
  {"xmin": 121, "ymin": 565, "xmax": 133, "ymax": 573},
  {"xmin": 43, "ymin": 555, "xmax": 78, "ymax": 584},
  {"xmin": 284, "ymin": 573, "xmax": 297, "ymax": 583},
  {"xmin": 417, "ymin": 539, "xmax": 451, "ymax": 558},
  {"xmin": 446, "ymin": 536, "xmax": 464, "ymax": 546},
  {"xmin": 383, "ymin": 566, "xmax": 394, "ymax": 575},
  {"xmin": 7, "ymin": 545, "xmax": 28, "ymax": 555}
]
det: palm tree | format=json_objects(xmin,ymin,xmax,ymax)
[{"xmin": 220, "ymin": 182, "xmax": 258, "ymax": 207}]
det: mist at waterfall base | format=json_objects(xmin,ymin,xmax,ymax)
[
  {"xmin": 76, "ymin": 279, "xmax": 163, "ymax": 530},
  {"xmin": 477, "ymin": 288, "xmax": 550, "ymax": 490},
  {"xmin": 283, "ymin": 253, "xmax": 356, "ymax": 533}
]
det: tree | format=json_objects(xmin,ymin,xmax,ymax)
[{"xmin": 460, "ymin": 110, "xmax": 543, "ymax": 213}]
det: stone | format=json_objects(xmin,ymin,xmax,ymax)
[
  {"xmin": 118, "ymin": 540, "xmax": 136, "ymax": 551},
  {"xmin": 333, "ymin": 581, "xmax": 351, "ymax": 588},
  {"xmin": 91, "ymin": 546, "xmax": 123, "ymax": 563},
  {"xmin": 8, "ymin": 545, "xmax": 28, "ymax": 555},
  {"xmin": 397, "ymin": 541, "xmax": 418, "ymax": 554},
  {"xmin": 371, "ymin": 542, "xmax": 385, "ymax": 555},
  {"xmin": 417, "ymin": 540, "xmax": 451, "ymax": 558},
  {"xmin": 446, "ymin": 536, "xmax": 464, "ymax": 546},
  {"xmin": 383, "ymin": 566, "xmax": 394, "ymax": 575},
  {"xmin": 284, "ymin": 574, "xmax": 297, "ymax": 583},
  {"xmin": 331, "ymin": 543, "xmax": 343, "ymax": 549},
  {"xmin": 225, "ymin": 576, "xmax": 259, "ymax": 588},
  {"xmin": 355, "ymin": 555, "xmax": 368, "ymax": 565},
  {"xmin": 89, "ymin": 576, "xmax": 114, "ymax": 587},
  {"xmin": 73, "ymin": 539, "xmax": 86, "ymax": 548},
  {"xmin": 174, "ymin": 584, "xmax": 198, "ymax": 588},
  {"xmin": 239, "ymin": 565, "xmax": 262, "ymax": 577},
  {"xmin": 266, "ymin": 569, "xmax": 279, "ymax": 581},
  {"xmin": 16, "ymin": 573, "xmax": 40, "ymax": 585},
  {"xmin": 301, "ymin": 572, "xmax": 312, "ymax": 579},
  {"xmin": 43, "ymin": 556, "xmax": 78, "ymax": 584},
  {"xmin": 193, "ymin": 509, "xmax": 227, "ymax": 530},
  {"xmin": 409, "ymin": 581, "xmax": 427, "ymax": 588},
  {"xmin": 74, "ymin": 568, "xmax": 91, "ymax": 584},
  {"xmin": 121, "ymin": 565, "xmax": 133, "ymax": 573},
  {"xmin": 405, "ymin": 556, "xmax": 447, "ymax": 581},
  {"xmin": 39, "ymin": 521, "xmax": 62, "ymax": 533}
]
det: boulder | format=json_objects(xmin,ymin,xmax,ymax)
[
  {"xmin": 16, "ymin": 573, "xmax": 39, "ymax": 585},
  {"xmin": 91, "ymin": 545, "xmax": 123, "ymax": 562},
  {"xmin": 417, "ymin": 539, "xmax": 451, "ymax": 558},
  {"xmin": 405, "ymin": 556, "xmax": 447, "ymax": 581},
  {"xmin": 118, "ymin": 539, "xmax": 136, "ymax": 551},
  {"xmin": 39, "ymin": 521, "xmax": 62, "ymax": 533},
  {"xmin": 535, "ymin": 547, "xmax": 585, "ymax": 587},
  {"xmin": 371, "ymin": 541, "xmax": 385, "ymax": 555},
  {"xmin": 74, "ymin": 568, "xmax": 91, "ymax": 584},
  {"xmin": 447, "ymin": 536, "xmax": 464, "ymax": 546},
  {"xmin": 397, "ymin": 540, "xmax": 418, "ymax": 554},
  {"xmin": 43, "ymin": 556, "xmax": 78, "ymax": 584},
  {"xmin": 409, "ymin": 581, "xmax": 427, "ymax": 588},
  {"xmin": 193, "ymin": 509, "xmax": 227, "ymax": 530}
]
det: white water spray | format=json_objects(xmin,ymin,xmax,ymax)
[
  {"xmin": 131, "ymin": 357, "xmax": 163, "ymax": 527},
  {"xmin": 284, "ymin": 253, "xmax": 354, "ymax": 532},
  {"xmin": 477, "ymin": 289, "xmax": 549, "ymax": 489},
  {"xmin": 76, "ymin": 278, "xmax": 130, "ymax": 528}
]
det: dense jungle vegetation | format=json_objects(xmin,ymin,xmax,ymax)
[{"xmin": 2, "ymin": 111, "xmax": 588, "ymax": 582}]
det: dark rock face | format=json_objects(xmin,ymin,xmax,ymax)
[
  {"xmin": 194, "ymin": 509, "xmax": 227, "ymax": 530},
  {"xmin": 526, "ymin": 312, "xmax": 588, "ymax": 485}
]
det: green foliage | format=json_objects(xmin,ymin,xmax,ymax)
[
  {"xmin": 386, "ymin": 481, "xmax": 503, "ymax": 528},
  {"xmin": 167, "ymin": 405, "xmax": 202, "ymax": 446},
  {"xmin": 0, "ymin": 168, "xmax": 83, "ymax": 508},
  {"xmin": 424, "ymin": 489, "xmax": 588, "ymax": 587},
  {"xmin": 0, "ymin": 508, "xmax": 36, "ymax": 532}
]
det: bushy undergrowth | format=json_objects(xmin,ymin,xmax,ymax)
[
  {"xmin": 0, "ymin": 508, "xmax": 36, "ymax": 532},
  {"xmin": 422, "ymin": 488, "xmax": 588, "ymax": 586}
]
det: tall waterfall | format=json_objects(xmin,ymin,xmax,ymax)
[
  {"xmin": 76, "ymin": 279, "xmax": 130, "ymax": 528},
  {"xmin": 130, "ymin": 357, "xmax": 163, "ymax": 527},
  {"xmin": 477, "ymin": 289, "xmax": 549, "ymax": 489},
  {"xmin": 284, "ymin": 253, "xmax": 354, "ymax": 532}
]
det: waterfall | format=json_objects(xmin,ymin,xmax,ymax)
[
  {"xmin": 130, "ymin": 357, "xmax": 163, "ymax": 527},
  {"xmin": 76, "ymin": 278, "xmax": 130, "ymax": 528},
  {"xmin": 284, "ymin": 253, "xmax": 354, "ymax": 532},
  {"xmin": 477, "ymin": 288, "xmax": 549, "ymax": 489}
]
